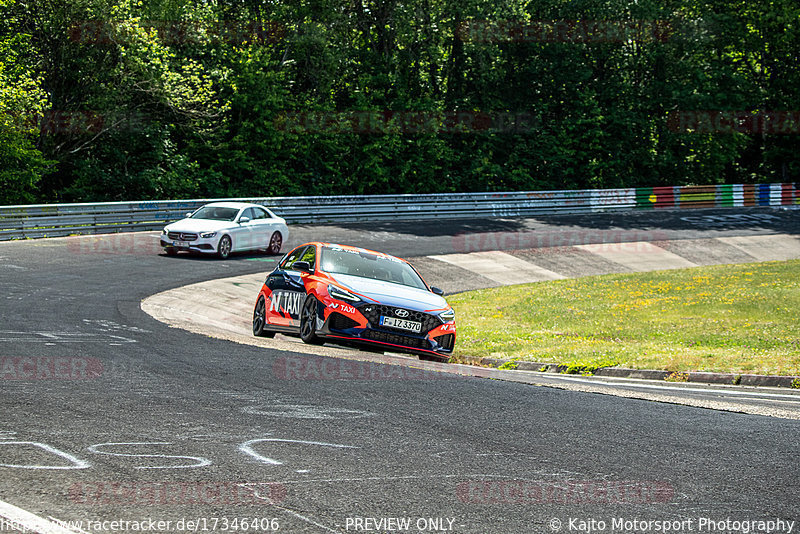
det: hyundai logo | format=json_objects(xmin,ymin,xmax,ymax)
[{"xmin": 394, "ymin": 309, "xmax": 410, "ymax": 318}]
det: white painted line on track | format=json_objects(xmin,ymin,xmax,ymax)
[
  {"xmin": 86, "ymin": 442, "xmax": 211, "ymax": 469},
  {"xmin": 428, "ymin": 251, "xmax": 565, "ymax": 284},
  {"xmin": 270, "ymin": 506, "xmax": 339, "ymax": 533},
  {"xmin": 0, "ymin": 499, "xmax": 88, "ymax": 534},
  {"xmin": 239, "ymin": 438, "xmax": 359, "ymax": 466},
  {"xmin": 524, "ymin": 373, "xmax": 800, "ymax": 401},
  {"xmin": 0, "ymin": 442, "xmax": 90, "ymax": 470}
]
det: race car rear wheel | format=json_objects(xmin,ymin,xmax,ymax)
[
  {"xmin": 217, "ymin": 235, "xmax": 232, "ymax": 259},
  {"xmin": 253, "ymin": 296, "xmax": 275, "ymax": 338},
  {"xmin": 267, "ymin": 232, "xmax": 282, "ymax": 255},
  {"xmin": 300, "ymin": 295, "xmax": 324, "ymax": 345}
]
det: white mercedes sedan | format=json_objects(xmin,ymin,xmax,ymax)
[{"xmin": 160, "ymin": 202, "xmax": 288, "ymax": 259}]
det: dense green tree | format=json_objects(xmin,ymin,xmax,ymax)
[
  {"xmin": 0, "ymin": 0, "xmax": 51, "ymax": 204},
  {"xmin": 0, "ymin": 0, "xmax": 797, "ymax": 204}
]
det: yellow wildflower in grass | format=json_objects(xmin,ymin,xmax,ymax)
[{"xmin": 449, "ymin": 260, "xmax": 800, "ymax": 376}]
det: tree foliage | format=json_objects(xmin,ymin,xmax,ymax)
[{"xmin": 0, "ymin": 0, "xmax": 797, "ymax": 204}]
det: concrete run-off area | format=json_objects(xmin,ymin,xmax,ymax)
[
  {"xmin": 143, "ymin": 233, "xmax": 800, "ymax": 341},
  {"xmin": 142, "ymin": 233, "xmax": 800, "ymax": 419}
]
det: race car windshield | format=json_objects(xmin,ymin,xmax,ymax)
[
  {"xmin": 321, "ymin": 247, "xmax": 428, "ymax": 290},
  {"xmin": 190, "ymin": 206, "xmax": 239, "ymax": 221}
]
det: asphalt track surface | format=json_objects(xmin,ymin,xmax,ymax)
[{"xmin": 1, "ymin": 207, "xmax": 799, "ymax": 534}]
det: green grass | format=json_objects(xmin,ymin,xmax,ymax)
[{"xmin": 449, "ymin": 260, "xmax": 800, "ymax": 376}]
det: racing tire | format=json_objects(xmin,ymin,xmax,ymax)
[
  {"xmin": 299, "ymin": 295, "xmax": 324, "ymax": 345},
  {"xmin": 217, "ymin": 235, "xmax": 232, "ymax": 259},
  {"xmin": 253, "ymin": 296, "xmax": 275, "ymax": 338},
  {"xmin": 267, "ymin": 232, "xmax": 282, "ymax": 255}
]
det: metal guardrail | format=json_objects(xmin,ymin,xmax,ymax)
[{"xmin": 0, "ymin": 183, "xmax": 797, "ymax": 240}]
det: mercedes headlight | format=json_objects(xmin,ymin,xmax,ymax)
[{"xmin": 200, "ymin": 232, "xmax": 217, "ymax": 238}]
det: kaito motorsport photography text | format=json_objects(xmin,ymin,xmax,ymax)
[{"xmin": 557, "ymin": 517, "xmax": 795, "ymax": 534}]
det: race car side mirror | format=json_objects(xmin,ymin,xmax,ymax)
[
  {"xmin": 292, "ymin": 261, "xmax": 312, "ymax": 272},
  {"xmin": 431, "ymin": 286, "xmax": 444, "ymax": 296}
]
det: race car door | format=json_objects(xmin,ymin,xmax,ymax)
[{"xmin": 264, "ymin": 245, "xmax": 314, "ymax": 328}]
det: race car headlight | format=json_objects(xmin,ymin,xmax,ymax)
[
  {"xmin": 329, "ymin": 285, "xmax": 361, "ymax": 303},
  {"xmin": 439, "ymin": 308, "xmax": 455, "ymax": 322},
  {"xmin": 200, "ymin": 232, "xmax": 217, "ymax": 238}
]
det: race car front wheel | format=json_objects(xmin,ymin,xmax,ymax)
[
  {"xmin": 253, "ymin": 296, "xmax": 275, "ymax": 338},
  {"xmin": 300, "ymin": 295, "xmax": 324, "ymax": 345}
]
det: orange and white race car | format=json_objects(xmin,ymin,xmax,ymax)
[{"xmin": 252, "ymin": 243, "xmax": 455, "ymax": 362}]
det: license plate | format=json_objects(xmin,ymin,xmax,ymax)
[
  {"xmin": 380, "ymin": 316, "xmax": 421, "ymax": 333},
  {"xmin": 172, "ymin": 240, "xmax": 189, "ymax": 247}
]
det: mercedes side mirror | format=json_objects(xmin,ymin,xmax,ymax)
[
  {"xmin": 239, "ymin": 216, "xmax": 251, "ymax": 224},
  {"xmin": 431, "ymin": 286, "xmax": 445, "ymax": 296}
]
